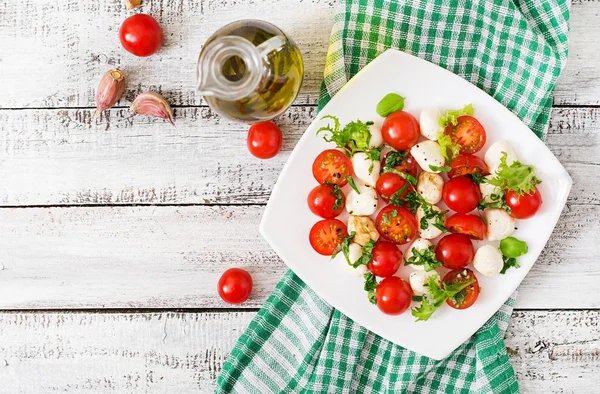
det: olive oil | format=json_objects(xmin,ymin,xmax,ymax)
[{"xmin": 197, "ymin": 20, "xmax": 304, "ymax": 123}]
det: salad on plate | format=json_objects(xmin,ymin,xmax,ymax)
[{"xmin": 306, "ymin": 93, "xmax": 541, "ymax": 321}]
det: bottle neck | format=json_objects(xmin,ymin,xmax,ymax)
[{"xmin": 197, "ymin": 36, "xmax": 263, "ymax": 101}]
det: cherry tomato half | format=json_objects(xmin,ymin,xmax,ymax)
[
  {"xmin": 448, "ymin": 154, "xmax": 489, "ymax": 178},
  {"xmin": 443, "ymin": 269, "xmax": 480, "ymax": 309},
  {"xmin": 307, "ymin": 184, "xmax": 345, "ymax": 219},
  {"xmin": 435, "ymin": 233, "xmax": 474, "ymax": 269},
  {"xmin": 309, "ymin": 219, "xmax": 348, "ymax": 256},
  {"xmin": 381, "ymin": 151, "xmax": 419, "ymax": 178},
  {"xmin": 375, "ymin": 276, "xmax": 413, "ymax": 315},
  {"xmin": 375, "ymin": 206, "xmax": 419, "ymax": 245},
  {"xmin": 381, "ymin": 112, "xmax": 420, "ymax": 151},
  {"xmin": 505, "ymin": 186, "xmax": 542, "ymax": 219},
  {"xmin": 446, "ymin": 213, "xmax": 487, "ymax": 240},
  {"xmin": 218, "ymin": 268, "xmax": 253, "ymax": 304},
  {"xmin": 376, "ymin": 172, "xmax": 410, "ymax": 203},
  {"xmin": 247, "ymin": 122, "xmax": 282, "ymax": 159},
  {"xmin": 312, "ymin": 149, "xmax": 353, "ymax": 186},
  {"xmin": 367, "ymin": 241, "xmax": 403, "ymax": 277},
  {"xmin": 444, "ymin": 115, "xmax": 486, "ymax": 154},
  {"xmin": 442, "ymin": 176, "xmax": 481, "ymax": 213},
  {"xmin": 119, "ymin": 14, "xmax": 163, "ymax": 57}
]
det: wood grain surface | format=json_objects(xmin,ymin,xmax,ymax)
[
  {"xmin": 0, "ymin": 0, "xmax": 598, "ymax": 108},
  {"xmin": 0, "ymin": 311, "xmax": 597, "ymax": 394}
]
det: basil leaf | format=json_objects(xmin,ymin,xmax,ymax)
[
  {"xmin": 376, "ymin": 93, "xmax": 405, "ymax": 117},
  {"xmin": 429, "ymin": 164, "xmax": 451, "ymax": 173},
  {"xmin": 346, "ymin": 176, "xmax": 360, "ymax": 194},
  {"xmin": 499, "ymin": 237, "xmax": 528, "ymax": 258}
]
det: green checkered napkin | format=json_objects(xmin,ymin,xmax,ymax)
[{"xmin": 217, "ymin": 0, "xmax": 570, "ymax": 392}]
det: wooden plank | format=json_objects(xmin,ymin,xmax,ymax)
[
  {"xmin": 0, "ymin": 106, "xmax": 596, "ymax": 206},
  {"xmin": 0, "ymin": 204, "xmax": 597, "ymax": 309},
  {"xmin": 0, "ymin": 0, "xmax": 598, "ymax": 108},
  {"xmin": 0, "ymin": 310, "xmax": 597, "ymax": 393}
]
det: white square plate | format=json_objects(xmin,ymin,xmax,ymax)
[{"xmin": 259, "ymin": 49, "xmax": 572, "ymax": 360}]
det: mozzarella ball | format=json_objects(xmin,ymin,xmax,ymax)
[
  {"xmin": 347, "ymin": 215, "xmax": 379, "ymax": 246},
  {"xmin": 409, "ymin": 270, "xmax": 440, "ymax": 296},
  {"xmin": 479, "ymin": 175, "xmax": 499, "ymax": 203},
  {"xmin": 484, "ymin": 141, "xmax": 518, "ymax": 175},
  {"xmin": 404, "ymin": 238, "xmax": 433, "ymax": 270},
  {"xmin": 416, "ymin": 205, "xmax": 445, "ymax": 240},
  {"xmin": 417, "ymin": 171, "xmax": 444, "ymax": 204},
  {"xmin": 410, "ymin": 140, "xmax": 445, "ymax": 173},
  {"xmin": 343, "ymin": 242, "xmax": 368, "ymax": 277},
  {"xmin": 346, "ymin": 185, "xmax": 378, "ymax": 216},
  {"xmin": 352, "ymin": 152, "xmax": 380, "ymax": 187},
  {"xmin": 485, "ymin": 208, "xmax": 515, "ymax": 241},
  {"xmin": 473, "ymin": 245, "xmax": 504, "ymax": 277},
  {"xmin": 368, "ymin": 123, "xmax": 384, "ymax": 148},
  {"xmin": 419, "ymin": 108, "xmax": 443, "ymax": 140}
]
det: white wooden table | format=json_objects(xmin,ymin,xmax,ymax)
[{"xmin": 0, "ymin": 1, "xmax": 598, "ymax": 392}]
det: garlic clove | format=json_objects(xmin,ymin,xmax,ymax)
[
  {"xmin": 130, "ymin": 92, "xmax": 175, "ymax": 126},
  {"xmin": 95, "ymin": 69, "xmax": 126, "ymax": 120},
  {"xmin": 125, "ymin": 0, "xmax": 142, "ymax": 9}
]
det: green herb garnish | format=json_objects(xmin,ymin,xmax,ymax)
[
  {"xmin": 330, "ymin": 184, "xmax": 344, "ymax": 210},
  {"xmin": 376, "ymin": 93, "xmax": 405, "ymax": 117},
  {"xmin": 429, "ymin": 164, "xmax": 451, "ymax": 173},
  {"xmin": 438, "ymin": 104, "xmax": 475, "ymax": 128},
  {"xmin": 405, "ymin": 246, "xmax": 442, "ymax": 272},
  {"xmin": 437, "ymin": 131, "xmax": 461, "ymax": 162},
  {"xmin": 477, "ymin": 190, "xmax": 512, "ymax": 213},
  {"xmin": 364, "ymin": 272, "xmax": 378, "ymax": 304},
  {"xmin": 353, "ymin": 239, "xmax": 376, "ymax": 268},
  {"xmin": 331, "ymin": 231, "xmax": 355, "ymax": 262},
  {"xmin": 346, "ymin": 176, "xmax": 360, "ymax": 194},
  {"xmin": 499, "ymin": 236, "xmax": 528, "ymax": 274},
  {"xmin": 412, "ymin": 273, "xmax": 476, "ymax": 321},
  {"xmin": 382, "ymin": 167, "xmax": 418, "ymax": 185},
  {"xmin": 316, "ymin": 115, "xmax": 374, "ymax": 157},
  {"xmin": 486, "ymin": 152, "xmax": 541, "ymax": 196}
]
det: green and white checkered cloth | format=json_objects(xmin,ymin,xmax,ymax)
[{"xmin": 217, "ymin": 0, "xmax": 570, "ymax": 392}]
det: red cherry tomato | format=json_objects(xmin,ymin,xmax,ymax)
[
  {"xmin": 217, "ymin": 268, "xmax": 253, "ymax": 304},
  {"xmin": 446, "ymin": 213, "xmax": 487, "ymax": 240},
  {"xmin": 442, "ymin": 176, "xmax": 481, "ymax": 213},
  {"xmin": 375, "ymin": 276, "xmax": 413, "ymax": 315},
  {"xmin": 443, "ymin": 269, "xmax": 480, "ymax": 309},
  {"xmin": 435, "ymin": 234, "xmax": 474, "ymax": 269},
  {"xmin": 307, "ymin": 184, "xmax": 345, "ymax": 219},
  {"xmin": 505, "ymin": 186, "xmax": 543, "ymax": 219},
  {"xmin": 381, "ymin": 111, "xmax": 420, "ymax": 151},
  {"xmin": 448, "ymin": 154, "xmax": 489, "ymax": 178},
  {"xmin": 375, "ymin": 206, "xmax": 419, "ymax": 245},
  {"xmin": 376, "ymin": 172, "xmax": 410, "ymax": 203},
  {"xmin": 312, "ymin": 149, "xmax": 353, "ymax": 186},
  {"xmin": 247, "ymin": 122, "xmax": 282, "ymax": 159},
  {"xmin": 119, "ymin": 14, "xmax": 163, "ymax": 57},
  {"xmin": 309, "ymin": 219, "xmax": 348, "ymax": 256},
  {"xmin": 367, "ymin": 241, "xmax": 403, "ymax": 277},
  {"xmin": 444, "ymin": 115, "xmax": 486, "ymax": 154},
  {"xmin": 381, "ymin": 151, "xmax": 419, "ymax": 178}
]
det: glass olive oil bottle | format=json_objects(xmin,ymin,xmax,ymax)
[{"xmin": 197, "ymin": 20, "xmax": 304, "ymax": 123}]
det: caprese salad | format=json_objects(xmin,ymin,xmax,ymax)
[{"xmin": 307, "ymin": 93, "xmax": 540, "ymax": 321}]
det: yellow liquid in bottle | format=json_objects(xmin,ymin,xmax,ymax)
[{"xmin": 201, "ymin": 20, "xmax": 304, "ymax": 123}]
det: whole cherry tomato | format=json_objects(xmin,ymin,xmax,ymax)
[
  {"xmin": 376, "ymin": 172, "xmax": 410, "ymax": 203},
  {"xmin": 505, "ymin": 186, "xmax": 542, "ymax": 219},
  {"xmin": 375, "ymin": 276, "xmax": 413, "ymax": 315},
  {"xmin": 119, "ymin": 14, "xmax": 163, "ymax": 57},
  {"xmin": 367, "ymin": 241, "xmax": 403, "ymax": 277},
  {"xmin": 442, "ymin": 176, "xmax": 481, "ymax": 213},
  {"xmin": 381, "ymin": 111, "xmax": 420, "ymax": 151},
  {"xmin": 218, "ymin": 268, "xmax": 253, "ymax": 304},
  {"xmin": 435, "ymin": 233, "xmax": 474, "ymax": 269},
  {"xmin": 247, "ymin": 122, "xmax": 283, "ymax": 159},
  {"xmin": 307, "ymin": 184, "xmax": 345, "ymax": 219}
]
